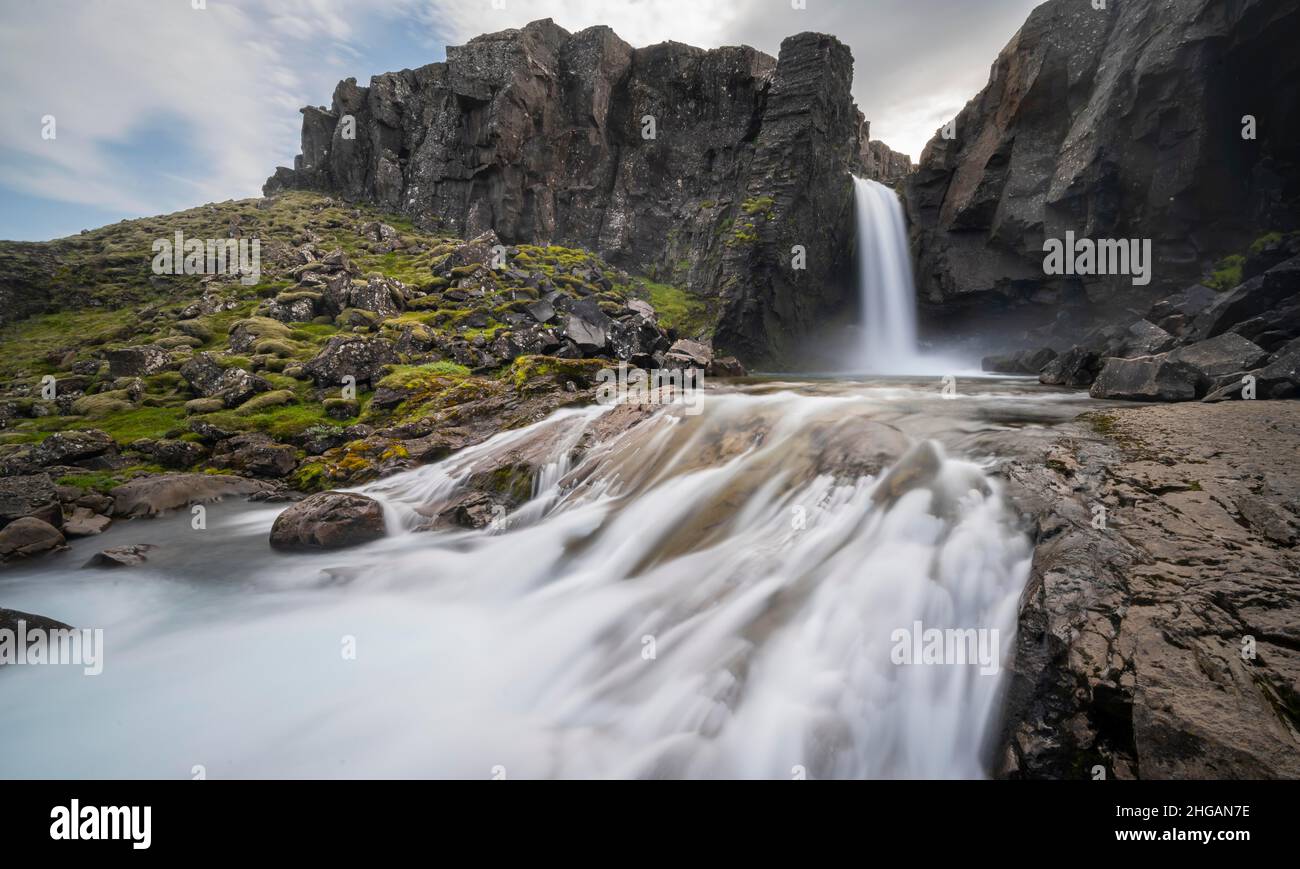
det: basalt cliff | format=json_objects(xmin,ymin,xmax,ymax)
[
  {"xmin": 905, "ymin": 0, "xmax": 1300, "ymax": 345},
  {"xmin": 266, "ymin": 19, "xmax": 910, "ymax": 367}
]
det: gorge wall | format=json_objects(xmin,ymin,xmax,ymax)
[
  {"xmin": 905, "ymin": 0, "xmax": 1300, "ymax": 345},
  {"xmin": 266, "ymin": 20, "xmax": 907, "ymax": 367}
]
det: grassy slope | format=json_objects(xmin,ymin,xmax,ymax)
[{"xmin": 0, "ymin": 192, "xmax": 693, "ymax": 489}]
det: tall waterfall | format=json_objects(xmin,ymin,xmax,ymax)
[{"xmin": 853, "ymin": 177, "xmax": 921, "ymax": 373}]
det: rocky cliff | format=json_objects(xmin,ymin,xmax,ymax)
[
  {"xmin": 905, "ymin": 0, "xmax": 1300, "ymax": 343},
  {"xmin": 266, "ymin": 20, "xmax": 905, "ymax": 366}
]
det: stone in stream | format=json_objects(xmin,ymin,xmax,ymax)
[
  {"xmin": 0, "ymin": 608, "xmax": 73, "ymax": 636},
  {"xmin": 269, "ymin": 491, "xmax": 386, "ymax": 550},
  {"xmin": 84, "ymin": 544, "xmax": 157, "ymax": 569}
]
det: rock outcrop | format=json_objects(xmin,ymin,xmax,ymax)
[
  {"xmin": 265, "ymin": 20, "xmax": 907, "ymax": 366},
  {"xmin": 905, "ymin": 0, "xmax": 1300, "ymax": 340},
  {"xmin": 1002, "ymin": 402, "xmax": 1300, "ymax": 779}
]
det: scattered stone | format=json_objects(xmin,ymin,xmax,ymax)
[
  {"xmin": 1038, "ymin": 347, "xmax": 1103, "ymax": 388},
  {"xmin": 83, "ymin": 543, "xmax": 157, "ymax": 568},
  {"xmin": 30, "ymin": 430, "xmax": 115, "ymax": 467},
  {"xmin": 63, "ymin": 507, "xmax": 112, "ymax": 537},
  {"xmin": 269, "ymin": 491, "xmax": 386, "ymax": 550},
  {"xmin": 0, "ymin": 517, "xmax": 65, "ymax": 562},
  {"xmin": 104, "ymin": 345, "xmax": 171, "ymax": 378}
]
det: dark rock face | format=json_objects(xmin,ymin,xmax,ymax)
[
  {"xmin": 266, "ymin": 20, "xmax": 903, "ymax": 366},
  {"xmin": 269, "ymin": 491, "xmax": 386, "ymax": 550},
  {"xmin": 905, "ymin": 0, "xmax": 1300, "ymax": 336}
]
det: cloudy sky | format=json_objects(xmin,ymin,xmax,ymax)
[{"xmin": 0, "ymin": 0, "xmax": 1041, "ymax": 241}]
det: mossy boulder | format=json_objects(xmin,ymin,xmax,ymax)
[
  {"xmin": 235, "ymin": 389, "xmax": 296, "ymax": 415},
  {"xmin": 184, "ymin": 397, "xmax": 226, "ymax": 415},
  {"xmin": 229, "ymin": 317, "xmax": 292, "ymax": 353}
]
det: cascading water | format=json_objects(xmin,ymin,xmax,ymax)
[
  {"xmin": 0, "ymin": 378, "xmax": 1077, "ymax": 780},
  {"xmin": 852, "ymin": 177, "xmax": 924, "ymax": 374}
]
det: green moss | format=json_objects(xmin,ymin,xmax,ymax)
[
  {"xmin": 509, "ymin": 355, "xmax": 607, "ymax": 391},
  {"xmin": 71, "ymin": 392, "xmax": 135, "ymax": 417},
  {"xmin": 235, "ymin": 389, "xmax": 296, "ymax": 415},
  {"xmin": 252, "ymin": 338, "xmax": 298, "ymax": 358},
  {"xmin": 1206, "ymin": 254, "xmax": 1246, "ymax": 291},
  {"xmin": 185, "ymin": 397, "xmax": 226, "ymax": 415},
  {"xmin": 377, "ymin": 361, "xmax": 472, "ymax": 388},
  {"xmin": 71, "ymin": 405, "xmax": 188, "ymax": 443},
  {"xmin": 635, "ymin": 279, "xmax": 710, "ymax": 337},
  {"xmin": 741, "ymin": 195, "xmax": 775, "ymax": 215},
  {"xmin": 55, "ymin": 471, "xmax": 122, "ymax": 494}
]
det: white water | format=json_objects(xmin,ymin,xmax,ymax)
[
  {"xmin": 0, "ymin": 379, "xmax": 1065, "ymax": 779},
  {"xmin": 852, "ymin": 177, "xmax": 954, "ymax": 375}
]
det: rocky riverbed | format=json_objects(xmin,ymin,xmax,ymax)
[{"xmin": 1001, "ymin": 400, "xmax": 1300, "ymax": 779}]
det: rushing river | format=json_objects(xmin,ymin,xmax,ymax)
[{"xmin": 0, "ymin": 376, "xmax": 1093, "ymax": 779}]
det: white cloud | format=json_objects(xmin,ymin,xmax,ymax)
[{"xmin": 0, "ymin": 0, "xmax": 1039, "ymax": 223}]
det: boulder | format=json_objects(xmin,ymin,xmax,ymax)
[
  {"xmin": 209, "ymin": 433, "xmax": 298, "ymax": 478},
  {"xmin": 349, "ymin": 276, "xmax": 404, "ymax": 318},
  {"xmin": 1120, "ymin": 320, "xmax": 1177, "ymax": 357},
  {"xmin": 303, "ymin": 335, "xmax": 399, "ymax": 387},
  {"xmin": 1251, "ymin": 337, "xmax": 1300, "ymax": 399},
  {"xmin": 706, "ymin": 356, "xmax": 748, "ymax": 378},
  {"xmin": 111, "ymin": 473, "xmax": 275, "ymax": 518},
  {"xmin": 129, "ymin": 438, "xmax": 209, "ymax": 469},
  {"xmin": 560, "ymin": 298, "xmax": 612, "ymax": 355},
  {"xmin": 1191, "ymin": 255, "xmax": 1300, "ymax": 341},
  {"xmin": 179, "ymin": 352, "xmax": 226, "ymax": 396},
  {"xmin": 441, "ymin": 230, "xmax": 501, "ymax": 272},
  {"xmin": 1166, "ymin": 333, "xmax": 1270, "ymax": 386},
  {"xmin": 0, "ymin": 474, "xmax": 62, "ymax": 529},
  {"xmin": 228, "ymin": 317, "xmax": 293, "ymax": 354},
  {"xmin": 30, "ymin": 429, "xmax": 115, "ymax": 467},
  {"xmin": 1089, "ymin": 356, "xmax": 1201, "ymax": 402},
  {"xmin": 1038, "ymin": 347, "xmax": 1103, "ymax": 388},
  {"xmin": 269, "ymin": 491, "xmax": 386, "ymax": 550},
  {"xmin": 664, "ymin": 339, "xmax": 713, "ymax": 369},
  {"xmin": 0, "ymin": 517, "xmax": 65, "ymax": 562},
  {"xmin": 104, "ymin": 345, "xmax": 171, "ymax": 378}
]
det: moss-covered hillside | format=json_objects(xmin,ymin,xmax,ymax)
[{"xmin": 0, "ymin": 192, "xmax": 734, "ymax": 517}]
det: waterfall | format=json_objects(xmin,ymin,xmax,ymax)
[{"xmin": 853, "ymin": 177, "xmax": 921, "ymax": 373}]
